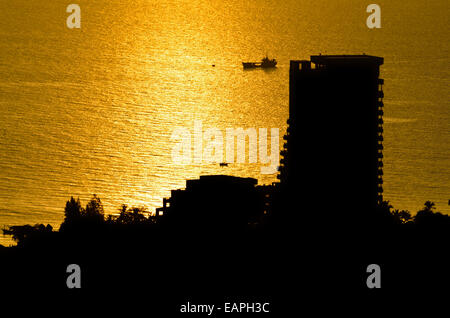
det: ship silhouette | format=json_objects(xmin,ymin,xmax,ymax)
[{"xmin": 242, "ymin": 56, "xmax": 277, "ymax": 69}]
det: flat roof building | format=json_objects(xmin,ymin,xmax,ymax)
[
  {"xmin": 156, "ymin": 175, "xmax": 269, "ymax": 230},
  {"xmin": 278, "ymin": 55, "xmax": 384, "ymax": 227}
]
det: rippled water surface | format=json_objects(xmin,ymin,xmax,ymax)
[{"xmin": 0, "ymin": 0, "xmax": 449, "ymax": 245}]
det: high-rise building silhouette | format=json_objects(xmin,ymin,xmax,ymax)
[{"xmin": 278, "ymin": 55, "xmax": 384, "ymax": 228}]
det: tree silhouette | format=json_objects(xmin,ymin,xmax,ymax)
[
  {"xmin": 115, "ymin": 205, "xmax": 149, "ymax": 225},
  {"xmin": 84, "ymin": 194, "xmax": 105, "ymax": 223},
  {"xmin": 414, "ymin": 201, "xmax": 450, "ymax": 229},
  {"xmin": 60, "ymin": 195, "xmax": 105, "ymax": 232},
  {"xmin": 2, "ymin": 224, "xmax": 53, "ymax": 246},
  {"xmin": 62, "ymin": 196, "xmax": 84, "ymax": 225},
  {"xmin": 392, "ymin": 209, "xmax": 412, "ymax": 224},
  {"xmin": 423, "ymin": 201, "xmax": 435, "ymax": 212}
]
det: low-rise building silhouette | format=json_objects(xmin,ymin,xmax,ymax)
[{"xmin": 156, "ymin": 175, "xmax": 269, "ymax": 230}]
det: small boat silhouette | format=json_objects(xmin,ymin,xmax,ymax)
[{"xmin": 219, "ymin": 162, "xmax": 229, "ymax": 167}]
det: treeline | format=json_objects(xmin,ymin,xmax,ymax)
[
  {"xmin": 377, "ymin": 200, "xmax": 450, "ymax": 227},
  {"xmin": 2, "ymin": 195, "xmax": 156, "ymax": 248},
  {"xmin": 2, "ymin": 195, "xmax": 450, "ymax": 247},
  {"xmin": 59, "ymin": 195, "xmax": 155, "ymax": 231}
]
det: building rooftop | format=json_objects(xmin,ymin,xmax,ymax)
[
  {"xmin": 310, "ymin": 54, "xmax": 384, "ymax": 66},
  {"xmin": 186, "ymin": 175, "xmax": 257, "ymax": 188}
]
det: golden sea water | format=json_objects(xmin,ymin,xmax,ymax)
[{"xmin": 0, "ymin": 0, "xmax": 449, "ymax": 245}]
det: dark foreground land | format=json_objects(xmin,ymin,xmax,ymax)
[{"xmin": 1, "ymin": 197, "xmax": 449, "ymax": 314}]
